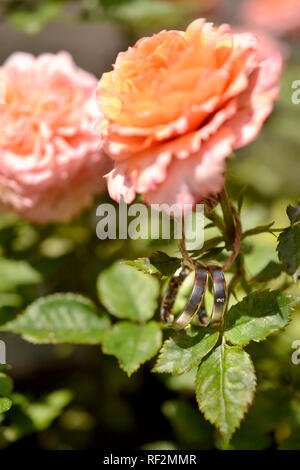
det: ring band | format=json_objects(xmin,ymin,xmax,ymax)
[
  {"xmin": 174, "ymin": 267, "xmax": 207, "ymax": 329},
  {"xmin": 160, "ymin": 266, "xmax": 189, "ymax": 325},
  {"xmin": 161, "ymin": 264, "xmax": 227, "ymax": 330},
  {"xmin": 198, "ymin": 263, "xmax": 227, "ymax": 327},
  {"xmin": 160, "ymin": 265, "xmax": 207, "ymax": 329}
]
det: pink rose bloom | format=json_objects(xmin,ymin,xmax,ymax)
[
  {"xmin": 96, "ymin": 19, "xmax": 282, "ymax": 211},
  {"xmin": 0, "ymin": 52, "xmax": 112, "ymax": 224},
  {"xmin": 233, "ymin": 27, "xmax": 290, "ymax": 63},
  {"xmin": 239, "ymin": 0, "xmax": 300, "ymax": 36}
]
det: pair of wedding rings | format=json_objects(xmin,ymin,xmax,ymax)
[{"xmin": 160, "ymin": 263, "xmax": 227, "ymax": 330}]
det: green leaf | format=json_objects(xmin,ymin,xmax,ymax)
[
  {"xmin": 0, "ymin": 371, "xmax": 13, "ymax": 414},
  {"xmin": 252, "ymin": 261, "xmax": 282, "ymax": 282},
  {"xmin": 277, "ymin": 226, "xmax": 300, "ymax": 274},
  {"xmin": 97, "ymin": 262, "xmax": 159, "ymax": 322},
  {"xmin": 26, "ymin": 389, "xmax": 73, "ymax": 431},
  {"xmin": 102, "ymin": 321, "xmax": 162, "ymax": 377},
  {"xmin": 0, "ymin": 212, "xmax": 19, "ymax": 231},
  {"xmin": 0, "ymin": 293, "xmax": 23, "ymax": 309},
  {"xmin": 0, "ymin": 257, "xmax": 42, "ymax": 291},
  {"xmin": 196, "ymin": 344, "xmax": 256, "ymax": 439},
  {"xmin": 123, "ymin": 251, "xmax": 181, "ymax": 279},
  {"xmin": 153, "ymin": 326, "xmax": 219, "ymax": 375},
  {"xmin": 0, "ymin": 372, "xmax": 13, "ymax": 397},
  {"xmin": 39, "ymin": 237, "xmax": 74, "ymax": 258},
  {"xmin": 224, "ymin": 290, "xmax": 298, "ymax": 346},
  {"xmin": 0, "ymin": 389, "xmax": 72, "ymax": 444},
  {"xmin": 198, "ymin": 247, "xmax": 225, "ymax": 262},
  {"xmin": 286, "ymin": 203, "xmax": 300, "ymax": 225},
  {"xmin": 0, "ymin": 397, "xmax": 12, "ymax": 413},
  {"xmin": 1, "ymin": 294, "xmax": 110, "ymax": 344}
]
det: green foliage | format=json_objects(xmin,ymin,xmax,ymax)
[
  {"xmin": 7, "ymin": 1, "xmax": 63, "ymax": 34},
  {"xmin": 94, "ymin": 198, "xmax": 300, "ymax": 442},
  {"xmin": 3, "ymin": 0, "xmax": 199, "ymax": 37},
  {"xmin": 124, "ymin": 251, "xmax": 181, "ymax": 279},
  {"xmin": 97, "ymin": 262, "xmax": 159, "ymax": 322},
  {"xmin": 0, "ymin": 397, "xmax": 11, "ymax": 414},
  {"xmin": 0, "ymin": 372, "xmax": 13, "ymax": 414},
  {"xmin": 0, "ymin": 3, "xmax": 299, "ymax": 449},
  {"xmin": 24, "ymin": 389, "xmax": 73, "ymax": 431},
  {"xmin": 224, "ymin": 290, "xmax": 298, "ymax": 346},
  {"xmin": 0, "ymin": 199, "xmax": 298, "ymax": 447},
  {"xmin": 0, "ymin": 294, "xmax": 110, "ymax": 344},
  {"xmin": 280, "ymin": 431, "xmax": 300, "ymax": 450},
  {"xmin": 252, "ymin": 261, "xmax": 282, "ymax": 282},
  {"xmin": 162, "ymin": 399, "xmax": 213, "ymax": 449},
  {"xmin": 195, "ymin": 344, "xmax": 256, "ymax": 440},
  {"xmin": 0, "ymin": 372, "xmax": 13, "ymax": 397},
  {"xmin": 0, "ymin": 257, "xmax": 42, "ymax": 291},
  {"xmin": 153, "ymin": 326, "xmax": 219, "ymax": 375},
  {"xmin": 0, "ymin": 293, "xmax": 23, "ymax": 309},
  {"xmin": 220, "ymin": 389, "xmax": 290, "ymax": 450},
  {"xmin": 103, "ymin": 321, "xmax": 162, "ymax": 376},
  {"xmin": 286, "ymin": 203, "xmax": 300, "ymax": 225},
  {"xmin": 277, "ymin": 225, "xmax": 300, "ymax": 275},
  {"xmin": 0, "ymin": 389, "xmax": 72, "ymax": 448}
]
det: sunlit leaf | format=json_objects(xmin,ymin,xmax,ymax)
[
  {"xmin": 0, "ymin": 257, "xmax": 42, "ymax": 291},
  {"xmin": 0, "ymin": 389, "xmax": 72, "ymax": 445},
  {"xmin": 0, "ymin": 397, "xmax": 12, "ymax": 414},
  {"xmin": 26, "ymin": 389, "xmax": 73, "ymax": 431},
  {"xmin": 123, "ymin": 251, "xmax": 181, "ymax": 279},
  {"xmin": 153, "ymin": 326, "xmax": 219, "ymax": 375},
  {"xmin": 196, "ymin": 344, "xmax": 256, "ymax": 439},
  {"xmin": 97, "ymin": 263, "xmax": 159, "ymax": 322},
  {"xmin": 1, "ymin": 294, "xmax": 110, "ymax": 344},
  {"xmin": 0, "ymin": 372, "xmax": 13, "ymax": 397},
  {"xmin": 0, "ymin": 371, "xmax": 13, "ymax": 414},
  {"xmin": 102, "ymin": 321, "xmax": 162, "ymax": 377},
  {"xmin": 225, "ymin": 290, "xmax": 298, "ymax": 346}
]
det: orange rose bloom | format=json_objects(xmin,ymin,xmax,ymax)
[{"xmin": 96, "ymin": 19, "xmax": 282, "ymax": 209}]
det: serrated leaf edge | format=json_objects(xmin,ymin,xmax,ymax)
[
  {"xmin": 0, "ymin": 292, "xmax": 108, "ymax": 345},
  {"xmin": 195, "ymin": 344, "xmax": 257, "ymax": 440},
  {"xmin": 277, "ymin": 226, "xmax": 300, "ymax": 275},
  {"xmin": 152, "ymin": 331, "xmax": 219, "ymax": 375},
  {"xmin": 225, "ymin": 291, "xmax": 300, "ymax": 346},
  {"xmin": 102, "ymin": 321, "xmax": 162, "ymax": 377}
]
